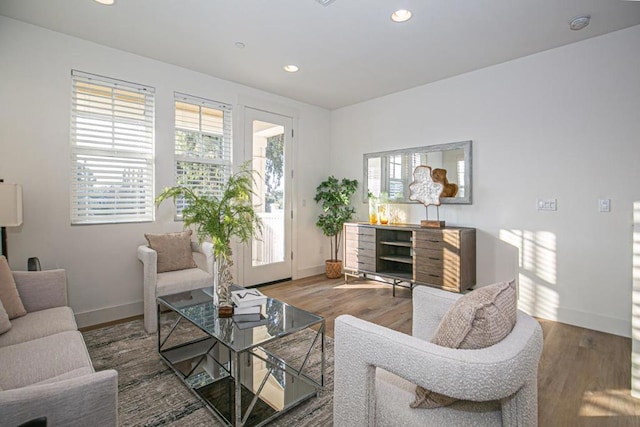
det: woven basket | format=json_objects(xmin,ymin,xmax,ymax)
[{"xmin": 325, "ymin": 260, "xmax": 343, "ymax": 279}]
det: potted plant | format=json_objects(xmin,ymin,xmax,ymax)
[
  {"xmin": 314, "ymin": 176, "xmax": 358, "ymax": 279},
  {"xmin": 156, "ymin": 163, "xmax": 262, "ymax": 316}
]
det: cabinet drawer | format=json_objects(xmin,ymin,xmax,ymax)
[
  {"xmin": 413, "ymin": 230, "xmax": 461, "ymax": 251},
  {"xmin": 345, "ymin": 240, "xmax": 375, "ymax": 252},
  {"xmin": 345, "ymin": 255, "xmax": 375, "ymax": 272},
  {"xmin": 414, "ymin": 271, "xmax": 444, "ymax": 286},
  {"xmin": 345, "ymin": 249, "xmax": 375, "ymax": 263},
  {"xmin": 345, "ymin": 225, "xmax": 374, "ymax": 236},
  {"xmin": 414, "ymin": 271, "xmax": 461, "ymax": 289},
  {"xmin": 414, "ymin": 248, "xmax": 460, "ymax": 272}
]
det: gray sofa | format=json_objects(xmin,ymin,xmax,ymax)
[{"xmin": 0, "ymin": 269, "xmax": 118, "ymax": 427}]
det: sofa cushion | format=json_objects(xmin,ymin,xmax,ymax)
[
  {"xmin": 412, "ymin": 280, "xmax": 517, "ymax": 409},
  {"xmin": 0, "ymin": 306, "xmax": 77, "ymax": 348},
  {"xmin": 145, "ymin": 230, "xmax": 197, "ymax": 273},
  {"xmin": 0, "ymin": 330, "xmax": 93, "ymax": 390},
  {"xmin": 0, "ymin": 298, "xmax": 10, "ymax": 335},
  {"xmin": 0, "ymin": 256, "xmax": 27, "ymax": 319}
]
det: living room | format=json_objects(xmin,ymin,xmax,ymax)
[{"xmin": 1, "ymin": 1, "xmax": 640, "ymax": 425}]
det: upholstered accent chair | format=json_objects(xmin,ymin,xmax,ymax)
[
  {"xmin": 333, "ymin": 285, "xmax": 543, "ymax": 426},
  {"xmin": 138, "ymin": 238, "xmax": 213, "ymax": 333}
]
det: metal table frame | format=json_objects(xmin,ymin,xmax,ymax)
[{"xmin": 157, "ymin": 291, "xmax": 325, "ymax": 427}]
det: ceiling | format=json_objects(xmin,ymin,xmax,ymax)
[{"xmin": 1, "ymin": 0, "xmax": 639, "ymax": 110}]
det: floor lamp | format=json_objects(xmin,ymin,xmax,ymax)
[{"xmin": 0, "ymin": 181, "xmax": 23, "ymax": 260}]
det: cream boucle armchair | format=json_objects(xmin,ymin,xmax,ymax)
[
  {"xmin": 333, "ymin": 285, "xmax": 543, "ymax": 426},
  {"xmin": 138, "ymin": 240, "xmax": 213, "ymax": 333}
]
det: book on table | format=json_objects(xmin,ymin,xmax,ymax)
[
  {"xmin": 233, "ymin": 304, "xmax": 262, "ymax": 315},
  {"xmin": 231, "ymin": 289, "xmax": 267, "ymax": 307},
  {"xmin": 232, "ymin": 313, "xmax": 262, "ymax": 322}
]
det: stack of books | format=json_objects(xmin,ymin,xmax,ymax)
[{"xmin": 231, "ymin": 289, "xmax": 267, "ymax": 329}]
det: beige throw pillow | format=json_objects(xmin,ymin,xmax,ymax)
[
  {"xmin": 0, "ymin": 256, "xmax": 27, "ymax": 319},
  {"xmin": 411, "ymin": 280, "xmax": 517, "ymax": 409},
  {"xmin": 145, "ymin": 230, "xmax": 197, "ymax": 273},
  {"xmin": 0, "ymin": 298, "xmax": 11, "ymax": 334}
]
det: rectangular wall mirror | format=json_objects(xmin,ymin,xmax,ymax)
[{"xmin": 363, "ymin": 140, "xmax": 472, "ymax": 204}]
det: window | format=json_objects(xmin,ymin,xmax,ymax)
[
  {"xmin": 70, "ymin": 71, "xmax": 155, "ymax": 224},
  {"xmin": 174, "ymin": 93, "xmax": 232, "ymax": 214}
]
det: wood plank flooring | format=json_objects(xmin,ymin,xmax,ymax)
[{"xmin": 260, "ymin": 274, "xmax": 640, "ymax": 426}]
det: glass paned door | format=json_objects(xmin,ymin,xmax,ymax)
[{"xmin": 243, "ymin": 108, "xmax": 292, "ymax": 286}]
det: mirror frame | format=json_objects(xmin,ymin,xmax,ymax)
[{"xmin": 363, "ymin": 140, "xmax": 473, "ymax": 204}]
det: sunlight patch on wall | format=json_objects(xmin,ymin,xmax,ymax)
[
  {"xmin": 518, "ymin": 275, "xmax": 559, "ymax": 320},
  {"xmin": 500, "ymin": 229, "xmax": 558, "ymax": 320}
]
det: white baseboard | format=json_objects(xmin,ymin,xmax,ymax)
[
  {"xmin": 75, "ymin": 301, "xmax": 143, "ymax": 329},
  {"xmin": 294, "ymin": 265, "xmax": 325, "ymax": 280},
  {"xmin": 522, "ymin": 304, "xmax": 631, "ymax": 338},
  {"xmin": 556, "ymin": 307, "xmax": 630, "ymax": 338}
]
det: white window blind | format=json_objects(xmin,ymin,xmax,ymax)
[
  {"xmin": 70, "ymin": 70, "xmax": 155, "ymax": 224},
  {"xmin": 174, "ymin": 92, "xmax": 232, "ymax": 213}
]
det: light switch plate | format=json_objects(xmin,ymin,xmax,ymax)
[{"xmin": 537, "ymin": 198, "xmax": 557, "ymax": 211}]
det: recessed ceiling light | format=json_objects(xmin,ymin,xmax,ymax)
[
  {"xmin": 569, "ymin": 15, "xmax": 590, "ymax": 31},
  {"xmin": 283, "ymin": 65, "xmax": 299, "ymax": 73},
  {"xmin": 391, "ymin": 9, "xmax": 412, "ymax": 23},
  {"xmin": 94, "ymin": 0, "xmax": 115, "ymax": 5}
]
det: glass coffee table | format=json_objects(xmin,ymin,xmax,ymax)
[{"xmin": 157, "ymin": 287, "xmax": 325, "ymax": 427}]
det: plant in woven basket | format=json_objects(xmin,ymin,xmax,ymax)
[{"xmin": 314, "ymin": 176, "xmax": 358, "ymax": 278}]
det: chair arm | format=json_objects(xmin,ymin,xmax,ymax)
[
  {"xmin": 412, "ymin": 285, "xmax": 462, "ymax": 341},
  {"xmin": 335, "ymin": 313, "xmax": 542, "ymax": 404},
  {"xmin": 137, "ymin": 244, "xmax": 157, "ymax": 277},
  {"xmin": 0, "ymin": 370, "xmax": 118, "ymax": 427},
  {"xmin": 12, "ymin": 270, "xmax": 68, "ymax": 313}
]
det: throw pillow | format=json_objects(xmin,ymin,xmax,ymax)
[
  {"xmin": 145, "ymin": 230, "xmax": 198, "ymax": 273},
  {"xmin": 411, "ymin": 280, "xmax": 517, "ymax": 409},
  {"xmin": 0, "ymin": 255, "xmax": 27, "ymax": 319},
  {"xmin": 0, "ymin": 298, "xmax": 11, "ymax": 334}
]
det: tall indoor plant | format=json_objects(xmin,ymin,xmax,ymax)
[
  {"xmin": 314, "ymin": 176, "xmax": 358, "ymax": 278},
  {"xmin": 156, "ymin": 164, "xmax": 262, "ymax": 315}
]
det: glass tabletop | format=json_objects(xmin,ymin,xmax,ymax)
[{"xmin": 158, "ymin": 286, "xmax": 324, "ymax": 352}]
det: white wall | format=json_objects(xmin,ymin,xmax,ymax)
[
  {"xmin": 0, "ymin": 17, "xmax": 331, "ymax": 326},
  {"xmin": 331, "ymin": 25, "xmax": 640, "ymax": 337}
]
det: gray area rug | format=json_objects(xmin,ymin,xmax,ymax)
[{"xmin": 82, "ymin": 318, "xmax": 334, "ymax": 426}]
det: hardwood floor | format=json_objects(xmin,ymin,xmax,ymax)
[{"xmin": 260, "ymin": 274, "xmax": 640, "ymax": 427}]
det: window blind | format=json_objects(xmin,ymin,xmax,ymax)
[
  {"xmin": 70, "ymin": 70, "xmax": 155, "ymax": 224},
  {"xmin": 174, "ymin": 92, "xmax": 233, "ymax": 213}
]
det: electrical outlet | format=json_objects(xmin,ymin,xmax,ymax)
[
  {"xmin": 537, "ymin": 198, "xmax": 557, "ymax": 211},
  {"xmin": 599, "ymin": 198, "xmax": 611, "ymax": 212}
]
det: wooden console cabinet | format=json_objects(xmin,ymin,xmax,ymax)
[{"xmin": 343, "ymin": 223, "xmax": 476, "ymax": 293}]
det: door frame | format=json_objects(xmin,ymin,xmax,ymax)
[{"xmin": 234, "ymin": 96, "xmax": 299, "ymax": 286}]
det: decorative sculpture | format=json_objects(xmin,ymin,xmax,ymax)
[
  {"xmin": 409, "ymin": 165, "xmax": 445, "ymax": 228},
  {"xmin": 432, "ymin": 168, "xmax": 459, "ymax": 198}
]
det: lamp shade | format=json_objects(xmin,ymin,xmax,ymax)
[{"xmin": 0, "ymin": 183, "xmax": 23, "ymax": 227}]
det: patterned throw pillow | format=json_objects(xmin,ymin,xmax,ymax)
[
  {"xmin": 0, "ymin": 255, "xmax": 27, "ymax": 320},
  {"xmin": 145, "ymin": 230, "xmax": 198, "ymax": 273},
  {"xmin": 411, "ymin": 280, "xmax": 517, "ymax": 409}
]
